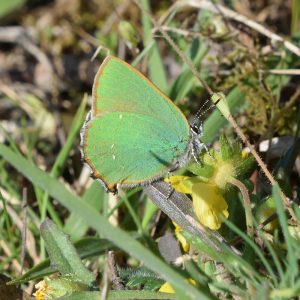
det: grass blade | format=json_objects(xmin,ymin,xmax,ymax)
[
  {"xmin": 64, "ymin": 182, "xmax": 106, "ymax": 240},
  {"xmin": 273, "ymin": 184, "xmax": 298, "ymax": 283},
  {"xmin": 140, "ymin": 0, "xmax": 168, "ymax": 91}
]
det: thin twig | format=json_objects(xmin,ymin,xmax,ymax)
[
  {"xmin": 108, "ymin": 251, "xmax": 124, "ymax": 290},
  {"xmin": 0, "ymin": 195, "xmax": 39, "ymax": 264},
  {"xmin": 101, "ymin": 0, "xmax": 131, "ymax": 35},
  {"xmin": 270, "ymin": 88, "xmax": 300, "ymax": 129},
  {"xmin": 133, "ymin": 0, "xmax": 213, "ymax": 95},
  {"xmin": 268, "ymin": 69, "xmax": 300, "ymax": 75},
  {"xmin": 152, "ymin": 26, "xmax": 202, "ymax": 38},
  {"xmin": 277, "ymin": 88, "xmax": 300, "ymax": 118},
  {"xmin": 228, "ymin": 116, "xmax": 273, "ymax": 185},
  {"xmin": 150, "ymin": 209, "xmax": 162, "ymax": 238}
]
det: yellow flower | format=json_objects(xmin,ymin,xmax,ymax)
[
  {"xmin": 173, "ymin": 222, "xmax": 189, "ymax": 252},
  {"xmin": 159, "ymin": 279, "xmax": 196, "ymax": 293},
  {"xmin": 33, "ymin": 280, "xmax": 50, "ymax": 300},
  {"xmin": 33, "ymin": 277, "xmax": 87, "ymax": 299},
  {"xmin": 168, "ymin": 176, "xmax": 229, "ymax": 230},
  {"xmin": 192, "ymin": 181, "xmax": 228, "ymax": 230}
]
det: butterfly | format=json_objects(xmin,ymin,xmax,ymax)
[{"xmin": 80, "ymin": 56, "xmax": 203, "ymax": 193}]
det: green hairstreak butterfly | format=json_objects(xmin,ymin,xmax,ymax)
[{"xmin": 80, "ymin": 56, "xmax": 203, "ymax": 193}]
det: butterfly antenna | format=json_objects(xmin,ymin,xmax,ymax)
[
  {"xmin": 191, "ymin": 98, "xmax": 210, "ymax": 124},
  {"xmin": 191, "ymin": 98, "xmax": 216, "ymax": 132},
  {"xmin": 191, "ymin": 99, "xmax": 216, "ymax": 164}
]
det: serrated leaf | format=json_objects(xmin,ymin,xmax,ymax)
[
  {"xmin": 187, "ymin": 163, "xmax": 214, "ymax": 178},
  {"xmin": 220, "ymin": 135, "xmax": 232, "ymax": 160},
  {"xmin": 235, "ymin": 156, "xmax": 256, "ymax": 177},
  {"xmin": 126, "ymin": 276, "xmax": 146, "ymax": 288},
  {"xmin": 143, "ymin": 279, "xmax": 164, "ymax": 291}
]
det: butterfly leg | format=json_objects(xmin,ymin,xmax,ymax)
[
  {"xmin": 200, "ymin": 138, "xmax": 216, "ymax": 162},
  {"xmin": 166, "ymin": 171, "xmax": 174, "ymax": 199},
  {"xmin": 191, "ymin": 144, "xmax": 203, "ymax": 166},
  {"xmin": 165, "ymin": 156, "xmax": 182, "ymax": 199}
]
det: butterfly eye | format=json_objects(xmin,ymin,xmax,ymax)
[{"xmin": 191, "ymin": 124, "xmax": 200, "ymax": 135}]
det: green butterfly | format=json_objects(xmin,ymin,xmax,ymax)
[{"xmin": 80, "ymin": 56, "xmax": 203, "ymax": 193}]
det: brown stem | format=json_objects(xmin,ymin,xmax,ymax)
[
  {"xmin": 108, "ymin": 251, "xmax": 124, "ymax": 290},
  {"xmin": 228, "ymin": 177, "xmax": 254, "ymax": 237}
]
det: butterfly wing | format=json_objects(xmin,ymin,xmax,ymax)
[{"xmin": 82, "ymin": 56, "xmax": 190, "ymax": 192}]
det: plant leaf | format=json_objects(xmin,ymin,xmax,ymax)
[{"xmin": 40, "ymin": 219, "xmax": 95, "ymax": 286}]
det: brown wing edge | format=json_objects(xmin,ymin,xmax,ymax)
[{"xmin": 80, "ymin": 111, "xmax": 117, "ymax": 194}]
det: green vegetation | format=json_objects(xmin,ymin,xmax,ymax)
[{"xmin": 1, "ymin": 1, "xmax": 300, "ymax": 299}]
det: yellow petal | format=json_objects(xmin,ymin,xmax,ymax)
[
  {"xmin": 159, "ymin": 282, "xmax": 175, "ymax": 293},
  {"xmin": 173, "ymin": 222, "xmax": 190, "ymax": 252},
  {"xmin": 33, "ymin": 280, "xmax": 48, "ymax": 300},
  {"xmin": 192, "ymin": 183, "xmax": 228, "ymax": 230},
  {"xmin": 242, "ymin": 150, "xmax": 248, "ymax": 159},
  {"xmin": 159, "ymin": 279, "xmax": 196, "ymax": 294},
  {"xmin": 165, "ymin": 176, "xmax": 192, "ymax": 193},
  {"xmin": 167, "ymin": 176, "xmax": 205, "ymax": 194}
]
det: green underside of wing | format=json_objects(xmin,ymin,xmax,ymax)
[{"xmin": 83, "ymin": 112, "xmax": 189, "ymax": 186}]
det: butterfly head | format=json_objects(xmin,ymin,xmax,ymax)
[{"xmin": 190, "ymin": 115, "xmax": 203, "ymax": 139}]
